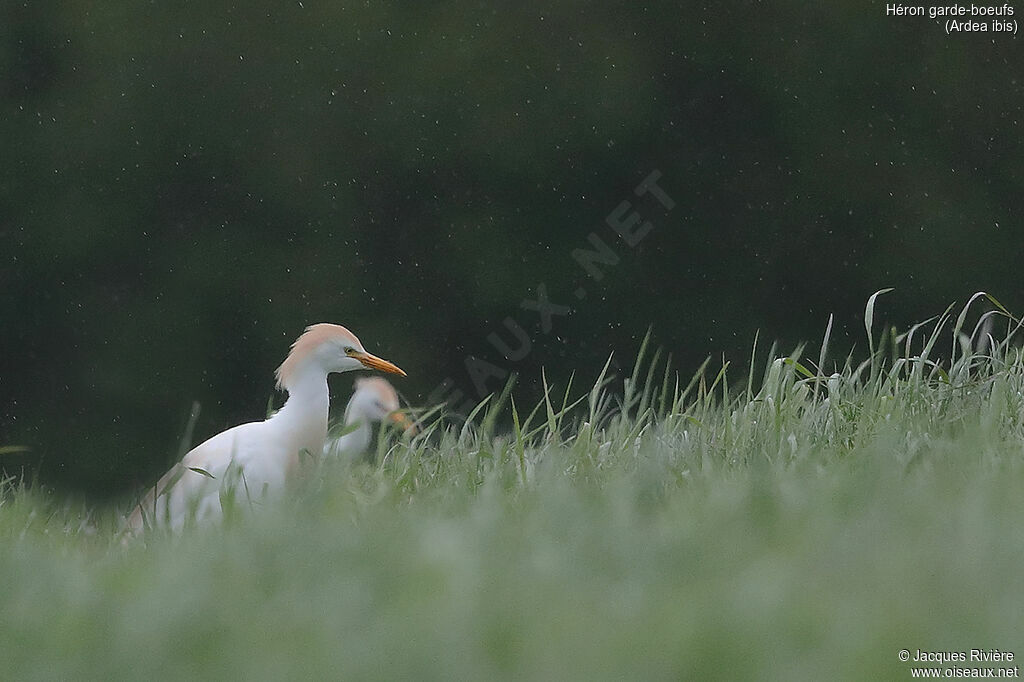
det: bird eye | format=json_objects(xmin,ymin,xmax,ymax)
[{"xmin": 343, "ymin": 346, "xmax": 356, "ymax": 355}]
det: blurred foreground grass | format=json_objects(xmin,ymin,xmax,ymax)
[{"xmin": 2, "ymin": 293, "xmax": 1023, "ymax": 680}]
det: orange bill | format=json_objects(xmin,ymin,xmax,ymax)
[
  {"xmin": 388, "ymin": 411, "xmax": 418, "ymax": 434},
  {"xmin": 353, "ymin": 351, "xmax": 407, "ymax": 377}
]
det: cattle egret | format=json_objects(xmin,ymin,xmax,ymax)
[
  {"xmin": 324, "ymin": 377, "xmax": 414, "ymax": 460},
  {"xmin": 126, "ymin": 323, "xmax": 405, "ymax": 534}
]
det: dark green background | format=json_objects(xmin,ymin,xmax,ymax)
[{"xmin": 2, "ymin": 2, "xmax": 1021, "ymax": 497}]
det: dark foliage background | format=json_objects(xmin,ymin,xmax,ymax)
[{"xmin": 2, "ymin": 2, "xmax": 1021, "ymax": 497}]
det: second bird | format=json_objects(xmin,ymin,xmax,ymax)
[{"xmin": 324, "ymin": 377, "xmax": 414, "ymax": 462}]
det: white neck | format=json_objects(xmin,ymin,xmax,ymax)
[
  {"xmin": 323, "ymin": 397, "xmax": 375, "ymax": 458},
  {"xmin": 270, "ymin": 365, "xmax": 331, "ymax": 465},
  {"xmin": 342, "ymin": 401, "xmax": 375, "ymax": 453},
  {"xmin": 344, "ymin": 398, "xmax": 374, "ymax": 426}
]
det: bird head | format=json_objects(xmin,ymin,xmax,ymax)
[
  {"xmin": 276, "ymin": 323, "xmax": 406, "ymax": 391},
  {"xmin": 348, "ymin": 377, "xmax": 416, "ymax": 432}
]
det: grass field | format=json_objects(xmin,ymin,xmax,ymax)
[{"xmin": 3, "ymin": 293, "xmax": 1023, "ymax": 680}]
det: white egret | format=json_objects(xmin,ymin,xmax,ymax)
[
  {"xmin": 126, "ymin": 323, "xmax": 406, "ymax": 533},
  {"xmin": 323, "ymin": 377, "xmax": 414, "ymax": 461}
]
